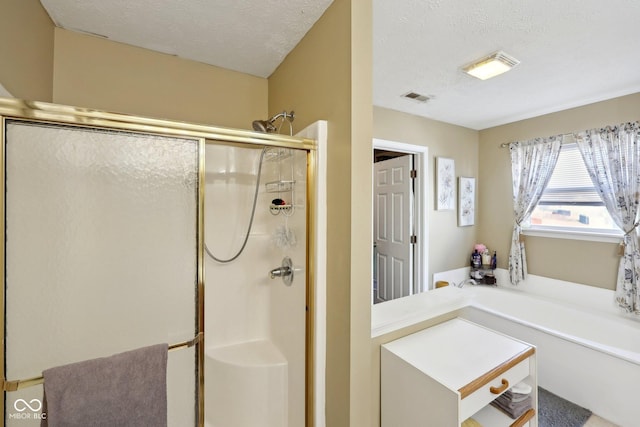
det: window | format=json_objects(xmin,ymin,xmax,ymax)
[{"xmin": 523, "ymin": 142, "xmax": 621, "ymax": 237}]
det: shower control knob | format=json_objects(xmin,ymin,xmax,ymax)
[
  {"xmin": 269, "ymin": 257, "xmax": 294, "ymax": 286},
  {"xmin": 270, "ymin": 267, "xmax": 291, "ymax": 278}
]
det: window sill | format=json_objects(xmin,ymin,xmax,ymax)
[{"xmin": 522, "ymin": 227, "xmax": 622, "ymax": 244}]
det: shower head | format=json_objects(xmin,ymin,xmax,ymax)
[
  {"xmin": 252, "ymin": 119, "xmax": 277, "ymax": 133},
  {"xmin": 252, "ymin": 111, "xmax": 295, "ymax": 134}
]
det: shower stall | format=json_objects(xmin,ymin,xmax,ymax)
[{"xmin": 0, "ymin": 98, "xmax": 316, "ymax": 427}]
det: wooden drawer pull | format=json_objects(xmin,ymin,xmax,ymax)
[
  {"xmin": 510, "ymin": 408, "xmax": 535, "ymax": 427},
  {"xmin": 490, "ymin": 378, "xmax": 509, "ymax": 394}
]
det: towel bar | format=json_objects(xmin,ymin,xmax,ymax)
[{"xmin": 1, "ymin": 332, "xmax": 203, "ymax": 392}]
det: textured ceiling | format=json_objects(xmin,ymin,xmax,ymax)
[
  {"xmin": 40, "ymin": 0, "xmax": 640, "ymax": 130},
  {"xmin": 40, "ymin": 0, "xmax": 334, "ymax": 78},
  {"xmin": 374, "ymin": 0, "xmax": 640, "ymax": 129}
]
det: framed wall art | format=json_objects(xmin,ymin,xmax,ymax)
[
  {"xmin": 436, "ymin": 157, "xmax": 455, "ymax": 210},
  {"xmin": 458, "ymin": 176, "xmax": 475, "ymax": 226}
]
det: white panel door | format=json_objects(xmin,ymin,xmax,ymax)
[{"xmin": 374, "ymin": 155, "xmax": 413, "ymax": 302}]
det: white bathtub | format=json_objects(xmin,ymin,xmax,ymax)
[{"xmin": 453, "ymin": 274, "xmax": 640, "ymax": 427}]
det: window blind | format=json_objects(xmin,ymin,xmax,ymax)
[{"xmin": 539, "ymin": 143, "xmax": 603, "ymax": 206}]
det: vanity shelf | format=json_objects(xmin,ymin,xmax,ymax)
[
  {"xmin": 474, "ymin": 405, "xmax": 536, "ymax": 427},
  {"xmin": 381, "ymin": 318, "xmax": 537, "ymax": 427}
]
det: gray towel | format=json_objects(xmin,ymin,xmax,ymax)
[
  {"xmin": 490, "ymin": 394, "xmax": 532, "ymax": 419},
  {"xmin": 502, "ymin": 389, "xmax": 530, "ymax": 403},
  {"xmin": 41, "ymin": 343, "xmax": 168, "ymax": 427}
]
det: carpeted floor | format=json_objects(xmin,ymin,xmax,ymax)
[{"xmin": 538, "ymin": 387, "xmax": 592, "ymax": 427}]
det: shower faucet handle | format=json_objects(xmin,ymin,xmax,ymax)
[
  {"xmin": 269, "ymin": 257, "xmax": 293, "ymax": 286},
  {"xmin": 269, "ymin": 267, "xmax": 291, "ymax": 278}
]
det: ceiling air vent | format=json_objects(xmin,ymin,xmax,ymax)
[
  {"xmin": 402, "ymin": 92, "xmax": 430, "ymax": 103},
  {"xmin": 494, "ymin": 51, "xmax": 520, "ymax": 68}
]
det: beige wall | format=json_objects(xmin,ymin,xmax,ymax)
[
  {"xmin": 52, "ymin": 28, "xmax": 267, "ymax": 130},
  {"xmin": 478, "ymin": 92, "xmax": 640, "ymax": 289},
  {"xmin": 371, "ymin": 107, "xmax": 479, "ymax": 426},
  {"xmin": 269, "ymin": 0, "xmax": 373, "ymax": 425},
  {"xmin": 0, "ymin": 0, "xmax": 54, "ymax": 101},
  {"xmin": 373, "ymin": 106, "xmax": 480, "ymax": 283},
  {"xmin": 348, "ymin": 1, "xmax": 374, "ymax": 425}
]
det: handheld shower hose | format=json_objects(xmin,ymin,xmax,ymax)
[{"xmin": 205, "ymin": 147, "xmax": 266, "ymax": 263}]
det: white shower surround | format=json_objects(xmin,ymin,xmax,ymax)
[{"xmin": 203, "ymin": 136, "xmax": 312, "ymax": 426}]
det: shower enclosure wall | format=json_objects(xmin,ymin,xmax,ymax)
[
  {"xmin": 0, "ymin": 98, "xmax": 316, "ymax": 427},
  {"xmin": 204, "ymin": 144, "xmax": 308, "ymax": 427}
]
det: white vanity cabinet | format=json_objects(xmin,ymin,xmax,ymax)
[{"xmin": 381, "ymin": 318, "xmax": 537, "ymax": 427}]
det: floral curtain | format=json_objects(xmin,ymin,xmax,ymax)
[
  {"xmin": 509, "ymin": 137, "xmax": 562, "ymax": 285},
  {"xmin": 575, "ymin": 122, "xmax": 640, "ymax": 315}
]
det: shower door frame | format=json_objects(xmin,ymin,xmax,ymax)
[{"xmin": 0, "ymin": 97, "xmax": 317, "ymax": 427}]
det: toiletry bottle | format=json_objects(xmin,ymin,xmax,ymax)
[
  {"xmin": 482, "ymin": 251, "xmax": 491, "ymax": 266},
  {"xmin": 491, "ymin": 251, "xmax": 497, "ymax": 270},
  {"xmin": 472, "ymin": 250, "xmax": 481, "ymax": 268}
]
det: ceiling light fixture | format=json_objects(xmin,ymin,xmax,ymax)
[{"xmin": 463, "ymin": 51, "xmax": 520, "ymax": 80}]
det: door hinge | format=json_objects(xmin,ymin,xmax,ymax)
[
  {"xmin": 410, "ymin": 235, "xmax": 417, "ymax": 244},
  {"xmin": 410, "ymin": 169, "xmax": 417, "ymax": 179}
]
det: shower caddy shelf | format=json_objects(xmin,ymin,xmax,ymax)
[
  {"xmin": 269, "ymin": 204, "xmax": 294, "ymax": 215},
  {"xmin": 265, "ymin": 147, "xmax": 296, "ymax": 216},
  {"xmin": 265, "ymin": 180, "xmax": 295, "ymax": 193},
  {"xmin": 264, "ymin": 147, "xmax": 292, "ymax": 162}
]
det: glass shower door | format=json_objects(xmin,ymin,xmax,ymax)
[{"xmin": 3, "ymin": 120, "xmax": 201, "ymax": 426}]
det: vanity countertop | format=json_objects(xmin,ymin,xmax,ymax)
[{"xmin": 371, "ymin": 286, "xmax": 470, "ymax": 337}]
